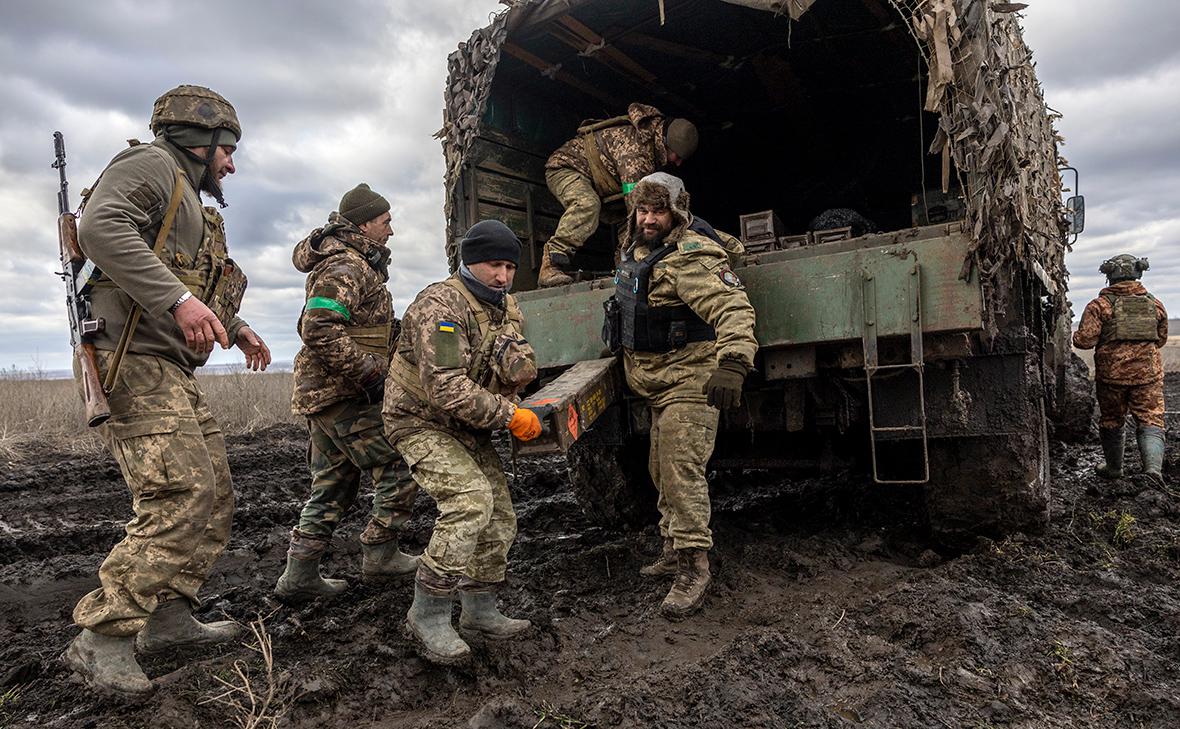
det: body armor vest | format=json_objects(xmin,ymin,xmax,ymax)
[
  {"xmin": 1101, "ymin": 293, "xmax": 1159, "ymax": 343},
  {"xmin": 610, "ymin": 243, "xmax": 716, "ymax": 353}
]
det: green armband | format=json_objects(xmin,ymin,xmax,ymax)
[
  {"xmin": 305, "ymin": 296, "xmax": 350, "ymax": 321},
  {"xmin": 622, "ymin": 182, "xmax": 637, "ymax": 195}
]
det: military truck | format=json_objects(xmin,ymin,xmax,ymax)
[{"xmin": 439, "ymin": 0, "xmax": 1082, "ymax": 539}]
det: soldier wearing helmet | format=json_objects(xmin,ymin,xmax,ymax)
[
  {"xmin": 539, "ymin": 103, "xmax": 699, "ymax": 287},
  {"xmin": 1073, "ymin": 254, "xmax": 1169, "ymax": 486},
  {"xmin": 62, "ymin": 84, "xmax": 271, "ymax": 697}
]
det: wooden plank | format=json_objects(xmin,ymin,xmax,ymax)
[
  {"xmin": 502, "ymin": 42, "xmax": 624, "ymax": 109},
  {"xmin": 477, "ymin": 201, "xmax": 558, "ymax": 242},
  {"xmin": 474, "ymin": 169, "xmax": 564, "ymax": 217}
]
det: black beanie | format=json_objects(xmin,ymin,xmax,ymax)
[
  {"xmin": 460, "ymin": 220, "xmax": 521, "ymax": 266},
  {"xmin": 340, "ymin": 183, "xmax": 390, "ymax": 226}
]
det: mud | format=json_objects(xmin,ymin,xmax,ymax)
[{"xmin": 2, "ymin": 375, "xmax": 1179, "ymax": 728}]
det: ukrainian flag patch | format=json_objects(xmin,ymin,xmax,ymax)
[{"xmin": 438, "ymin": 321, "xmax": 456, "ymax": 332}]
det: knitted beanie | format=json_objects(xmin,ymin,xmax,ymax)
[
  {"xmin": 460, "ymin": 220, "xmax": 521, "ymax": 266},
  {"xmin": 339, "ymin": 183, "xmax": 390, "ymax": 226}
]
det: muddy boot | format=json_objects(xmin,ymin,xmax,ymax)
[
  {"xmin": 404, "ymin": 567, "xmax": 470, "ymax": 665},
  {"xmin": 136, "ymin": 598, "xmax": 242, "ymax": 654},
  {"xmin": 1137, "ymin": 425, "xmax": 1166, "ymax": 487},
  {"xmin": 62, "ymin": 629, "xmax": 153, "ymax": 697},
  {"xmin": 361, "ymin": 540, "xmax": 419, "ymax": 584},
  {"xmin": 538, "ymin": 245, "xmax": 573, "ymax": 288},
  {"xmin": 639, "ymin": 538, "xmax": 678, "ymax": 577},
  {"xmin": 660, "ymin": 548, "xmax": 712, "ymax": 621},
  {"xmin": 1095, "ymin": 426, "xmax": 1125, "ymax": 479},
  {"xmin": 458, "ymin": 582, "xmax": 531, "ymax": 639},
  {"xmin": 274, "ymin": 554, "xmax": 347, "ymax": 602}
]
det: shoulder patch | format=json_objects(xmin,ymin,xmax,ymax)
[
  {"xmin": 433, "ymin": 321, "xmax": 461, "ymax": 367},
  {"xmin": 718, "ymin": 268, "xmax": 743, "ymax": 288},
  {"xmin": 679, "ymin": 240, "xmax": 702, "ymax": 253}
]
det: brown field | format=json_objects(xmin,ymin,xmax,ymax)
[{"xmin": 0, "ymin": 369, "xmax": 297, "ymax": 462}]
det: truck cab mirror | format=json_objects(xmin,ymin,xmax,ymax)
[{"xmin": 1066, "ymin": 195, "xmax": 1085, "ymax": 235}]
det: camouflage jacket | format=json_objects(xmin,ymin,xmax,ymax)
[
  {"xmin": 546, "ymin": 103, "xmax": 669, "ymax": 193},
  {"xmin": 291, "ymin": 213, "xmax": 396, "ymax": 415},
  {"xmin": 78, "ymin": 137, "xmax": 248, "ymax": 373},
  {"xmin": 383, "ymin": 275, "xmax": 532, "ymax": 449},
  {"xmin": 623, "ymin": 230, "xmax": 758, "ymax": 409},
  {"xmin": 1072, "ymin": 281, "xmax": 1168, "ymax": 385}
]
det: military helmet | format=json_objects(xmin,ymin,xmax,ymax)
[
  {"xmin": 150, "ymin": 85, "xmax": 241, "ymax": 140},
  {"xmin": 1099, "ymin": 253, "xmax": 1149, "ymax": 283}
]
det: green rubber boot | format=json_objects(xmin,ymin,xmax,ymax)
[
  {"xmin": 1137, "ymin": 425, "xmax": 1166, "ymax": 487},
  {"xmin": 1095, "ymin": 426, "xmax": 1125, "ymax": 479},
  {"xmin": 274, "ymin": 555, "xmax": 347, "ymax": 602},
  {"xmin": 361, "ymin": 540, "xmax": 419, "ymax": 584},
  {"xmin": 458, "ymin": 585, "xmax": 531, "ymax": 639},
  {"xmin": 136, "ymin": 598, "xmax": 242, "ymax": 654},
  {"xmin": 63, "ymin": 630, "xmax": 153, "ymax": 697},
  {"xmin": 404, "ymin": 574, "xmax": 470, "ymax": 665}
]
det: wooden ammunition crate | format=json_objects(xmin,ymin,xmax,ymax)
[{"xmin": 515, "ymin": 357, "xmax": 623, "ymax": 455}]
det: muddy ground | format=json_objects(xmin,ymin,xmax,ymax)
[{"xmin": 2, "ymin": 375, "xmax": 1179, "ymax": 728}]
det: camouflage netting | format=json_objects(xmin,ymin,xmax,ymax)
[
  {"xmin": 439, "ymin": 0, "xmax": 1069, "ymax": 325},
  {"xmin": 891, "ymin": 0, "xmax": 1070, "ymax": 328}
]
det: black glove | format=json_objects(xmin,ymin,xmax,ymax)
[
  {"xmin": 702, "ymin": 359, "xmax": 748, "ymax": 410},
  {"xmin": 360, "ymin": 369, "xmax": 385, "ymax": 405}
]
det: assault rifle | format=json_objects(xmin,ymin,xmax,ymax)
[{"xmin": 53, "ymin": 131, "xmax": 110, "ymax": 426}]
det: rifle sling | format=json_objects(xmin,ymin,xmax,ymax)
[{"xmin": 102, "ymin": 167, "xmax": 186, "ymax": 393}]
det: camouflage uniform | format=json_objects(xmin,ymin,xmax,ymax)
[
  {"xmin": 286, "ymin": 214, "xmax": 416, "ymax": 557},
  {"xmin": 620, "ymin": 176, "xmax": 758, "ymax": 552},
  {"xmin": 72, "ymin": 117, "xmax": 248, "ymax": 638},
  {"xmin": 1072, "ymin": 280, "xmax": 1169, "ymax": 429},
  {"xmin": 383, "ymin": 275, "xmax": 535, "ymax": 584},
  {"xmin": 544, "ymin": 103, "xmax": 670, "ymax": 260}
]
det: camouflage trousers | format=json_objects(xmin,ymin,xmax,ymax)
[
  {"xmin": 648, "ymin": 402, "xmax": 720, "ymax": 551},
  {"xmin": 290, "ymin": 398, "xmax": 417, "ymax": 558},
  {"xmin": 545, "ymin": 167, "xmax": 601, "ymax": 259},
  {"xmin": 1097, "ymin": 379, "xmax": 1165, "ymax": 429},
  {"xmin": 394, "ymin": 429, "xmax": 516, "ymax": 583},
  {"xmin": 72, "ymin": 351, "xmax": 233, "ymax": 637}
]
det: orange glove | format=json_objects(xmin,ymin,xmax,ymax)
[{"xmin": 508, "ymin": 407, "xmax": 542, "ymax": 441}]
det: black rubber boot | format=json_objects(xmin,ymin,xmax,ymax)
[
  {"xmin": 639, "ymin": 537, "xmax": 678, "ymax": 577},
  {"xmin": 458, "ymin": 585, "xmax": 531, "ymax": 639},
  {"xmin": 1137, "ymin": 425, "xmax": 1166, "ymax": 487},
  {"xmin": 404, "ymin": 574, "xmax": 470, "ymax": 665},
  {"xmin": 1095, "ymin": 426, "xmax": 1125, "ymax": 479},
  {"xmin": 136, "ymin": 598, "xmax": 242, "ymax": 654},
  {"xmin": 63, "ymin": 629, "xmax": 153, "ymax": 697},
  {"xmin": 361, "ymin": 540, "xmax": 419, "ymax": 584},
  {"xmin": 274, "ymin": 554, "xmax": 347, "ymax": 601}
]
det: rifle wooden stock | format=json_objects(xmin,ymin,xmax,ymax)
[
  {"xmin": 58, "ymin": 212, "xmax": 83, "ymax": 262},
  {"xmin": 76, "ymin": 342, "xmax": 110, "ymax": 427}
]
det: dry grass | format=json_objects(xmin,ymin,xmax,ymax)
[
  {"xmin": 199, "ymin": 615, "xmax": 297, "ymax": 729},
  {"xmin": 0, "ymin": 367, "xmax": 297, "ymax": 463}
]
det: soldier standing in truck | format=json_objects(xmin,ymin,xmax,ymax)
[
  {"xmin": 609, "ymin": 172, "xmax": 757, "ymax": 619},
  {"xmin": 538, "ymin": 103, "xmax": 699, "ymax": 288},
  {"xmin": 383, "ymin": 220, "xmax": 543, "ymax": 664},
  {"xmin": 274, "ymin": 184, "xmax": 419, "ymax": 602},
  {"xmin": 1072, "ymin": 254, "xmax": 1169, "ymax": 486}
]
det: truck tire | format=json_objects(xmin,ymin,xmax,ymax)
[
  {"xmin": 566, "ymin": 432, "xmax": 656, "ymax": 528},
  {"xmin": 923, "ymin": 397, "xmax": 1050, "ymax": 545}
]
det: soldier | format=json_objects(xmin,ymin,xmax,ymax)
[
  {"xmin": 1073, "ymin": 254, "xmax": 1169, "ymax": 486},
  {"xmin": 63, "ymin": 85, "xmax": 271, "ymax": 697},
  {"xmin": 383, "ymin": 219, "xmax": 542, "ymax": 664},
  {"xmin": 539, "ymin": 103, "xmax": 699, "ymax": 287},
  {"xmin": 274, "ymin": 184, "xmax": 419, "ymax": 602},
  {"xmin": 609, "ymin": 172, "xmax": 757, "ymax": 620}
]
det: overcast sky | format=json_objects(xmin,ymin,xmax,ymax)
[{"xmin": 1, "ymin": 0, "xmax": 1175, "ymax": 374}]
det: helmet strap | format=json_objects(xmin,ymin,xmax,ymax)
[{"xmin": 164, "ymin": 127, "xmax": 228, "ymax": 208}]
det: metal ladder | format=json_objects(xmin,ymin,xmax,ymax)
[{"xmin": 861, "ymin": 263, "xmax": 930, "ymax": 484}]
